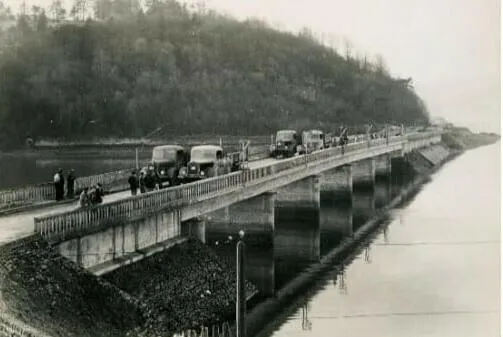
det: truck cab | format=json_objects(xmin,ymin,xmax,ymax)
[
  {"xmin": 180, "ymin": 145, "xmax": 233, "ymax": 182},
  {"xmin": 297, "ymin": 129, "xmax": 326, "ymax": 155},
  {"xmin": 151, "ymin": 145, "xmax": 189, "ymax": 187},
  {"xmin": 269, "ymin": 130, "xmax": 300, "ymax": 158}
]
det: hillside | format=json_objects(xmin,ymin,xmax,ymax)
[{"xmin": 0, "ymin": 0, "xmax": 429, "ymax": 148}]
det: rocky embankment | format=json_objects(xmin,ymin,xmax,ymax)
[
  {"xmin": 104, "ymin": 239, "xmax": 257, "ymax": 337},
  {"xmin": 0, "ymin": 236, "xmax": 255, "ymax": 337},
  {"xmin": 0, "ymin": 235, "xmax": 143, "ymax": 337},
  {"xmin": 406, "ymin": 127, "xmax": 499, "ymax": 175},
  {"xmin": 441, "ymin": 127, "xmax": 500, "ymax": 150}
]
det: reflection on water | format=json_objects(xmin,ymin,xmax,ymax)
[
  {"xmin": 260, "ymin": 142, "xmax": 500, "ymax": 337},
  {"xmin": 301, "ymin": 303, "xmax": 313, "ymax": 331},
  {"xmin": 274, "ymin": 206, "xmax": 321, "ymax": 289},
  {"xmin": 0, "ymin": 155, "xmax": 138, "ymax": 189},
  {"xmin": 206, "ymin": 155, "xmax": 413, "ymax": 301}
]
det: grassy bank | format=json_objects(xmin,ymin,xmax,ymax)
[{"xmin": 442, "ymin": 127, "xmax": 500, "ymax": 151}]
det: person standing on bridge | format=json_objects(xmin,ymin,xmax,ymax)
[
  {"xmin": 144, "ymin": 168, "xmax": 156, "ymax": 193},
  {"xmin": 128, "ymin": 171, "xmax": 139, "ymax": 196},
  {"xmin": 66, "ymin": 169, "xmax": 76, "ymax": 199},
  {"xmin": 139, "ymin": 170, "xmax": 146, "ymax": 194},
  {"xmin": 53, "ymin": 169, "xmax": 64, "ymax": 201},
  {"xmin": 79, "ymin": 187, "xmax": 89, "ymax": 207}
]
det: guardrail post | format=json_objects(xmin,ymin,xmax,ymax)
[{"xmin": 76, "ymin": 237, "xmax": 83, "ymax": 267}]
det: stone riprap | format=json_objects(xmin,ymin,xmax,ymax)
[
  {"xmin": 0, "ymin": 235, "xmax": 255, "ymax": 337},
  {"xmin": 103, "ymin": 238, "xmax": 257, "ymax": 337}
]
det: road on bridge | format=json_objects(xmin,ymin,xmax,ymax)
[{"xmin": 0, "ymin": 157, "xmax": 279, "ymax": 245}]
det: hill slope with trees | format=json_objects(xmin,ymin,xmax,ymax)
[{"xmin": 0, "ymin": 0, "xmax": 430, "ymax": 148}]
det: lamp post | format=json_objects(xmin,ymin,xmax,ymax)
[
  {"xmin": 236, "ymin": 230, "xmax": 246, "ymax": 337},
  {"xmin": 135, "ymin": 126, "xmax": 164, "ymax": 170}
]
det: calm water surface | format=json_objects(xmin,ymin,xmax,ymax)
[
  {"xmin": 260, "ymin": 142, "xmax": 500, "ymax": 337},
  {"xmin": 0, "ymin": 156, "xmax": 140, "ymax": 189}
]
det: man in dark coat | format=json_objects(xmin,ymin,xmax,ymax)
[
  {"xmin": 144, "ymin": 169, "xmax": 156, "ymax": 192},
  {"xmin": 128, "ymin": 171, "xmax": 139, "ymax": 196},
  {"xmin": 139, "ymin": 171, "xmax": 146, "ymax": 194},
  {"xmin": 67, "ymin": 169, "xmax": 76, "ymax": 198}
]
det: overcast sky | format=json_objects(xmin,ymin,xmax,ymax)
[{"xmin": 5, "ymin": 0, "xmax": 501, "ymax": 133}]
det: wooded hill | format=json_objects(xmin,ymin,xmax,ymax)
[{"xmin": 0, "ymin": 0, "xmax": 430, "ymax": 148}]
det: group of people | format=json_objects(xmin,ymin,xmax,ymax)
[
  {"xmin": 53, "ymin": 168, "xmax": 106, "ymax": 208},
  {"xmin": 79, "ymin": 183, "xmax": 105, "ymax": 208},
  {"xmin": 53, "ymin": 168, "xmax": 76, "ymax": 201},
  {"xmin": 128, "ymin": 167, "xmax": 161, "ymax": 196}
]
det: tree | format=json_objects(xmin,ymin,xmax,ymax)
[
  {"xmin": 0, "ymin": 4, "xmax": 430, "ymax": 148},
  {"xmin": 71, "ymin": 0, "xmax": 90, "ymax": 22},
  {"xmin": 375, "ymin": 54, "xmax": 389, "ymax": 75},
  {"xmin": 49, "ymin": 0, "xmax": 66, "ymax": 23},
  {"xmin": 0, "ymin": 1, "xmax": 14, "ymax": 22},
  {"xmin": 111, "ymin": 0, "xmax": 142, "ymax": 18}
]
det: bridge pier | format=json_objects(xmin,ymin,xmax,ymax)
[
  {"xmin": 274, "ymin": 175, "xmax": 321, "ymax": 263},
  {"xmin": 206, "ymin": 192, "xmax": 276, "ymax": 241},
  {"xmin": 319, "ymin": 165, "xmax": 352, "ymax": 203},
  {"xmin": 275, "ymin": 175, "xmax": 320, "ymax": 209},
  {"xmin": 205, "ymin": 192, "xmax": 276, "ymax": 296},
  {"xmin": 352, "ymin": 158, "xmax": 375, "ymax": 191},
  {"xmin": 375, "ymin": 154, "xmax": 392, "ymax": 181},
  {"xmin": 182, "ymin": 217, "xmax": 207, "ymax": 244}
]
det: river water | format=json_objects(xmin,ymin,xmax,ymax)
[
  {"xmin": 0, "ymin": 155, "xmax": 140, "ymax": 189},
  {"xmin": 254, "ymin": 142, "xmax": 500, "ymax": 337}
]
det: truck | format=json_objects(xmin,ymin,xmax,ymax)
[
  {"xmin": 269, "ymin": 130, "xmax": 301, "ymax": 158},
  {"xmin": 179, "ymin": 143, "xmax": 249, "ymax": 183},
  {"xmin": 297, "ymin": 129, "xmax": 329, "ymax": 155},
  {"xmin": 151, "ymin": 145, "xmax": 189, "ymax": 187}
]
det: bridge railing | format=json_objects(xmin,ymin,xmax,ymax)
[
  {"xmin": 0, "ymin": 168, "xmax": 134, "ymax": 209},
  {"xmin": 32, "ymin": 133, "xmax": 432, "ymax": 241},
  {"xmin": 0, "ymin": 182, "xmax": 55, "ymax": 206},
  {"xmin": 1, "ymin": 142, "xmax": 273, "ymax": 209}
]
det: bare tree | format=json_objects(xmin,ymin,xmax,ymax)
[
  {"xmin": 343, "ymin": 37, "xmax": 353, "ymax": 61},
  {"xmin": 71, "ymin": 0, "xmax": 90, "ymax": 22},
  {"xmin": 375, "ymin": 54, "xmax": 389, "ymax": 75},
  {"xmin": 49, "ymin": 0, "xmax": 66, "ymax": 22}
]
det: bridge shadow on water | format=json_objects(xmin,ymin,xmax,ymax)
[
  {"xmin": 253, "ymin": 170, "xmax": 425, "ymax": 337},
  {"xmin": 205, "ymin": 164, "xmax": 419, "ymax": 311}
]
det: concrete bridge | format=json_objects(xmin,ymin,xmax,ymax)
[{"xmin": 11, "ymin": 131, "xmax": 442, "ymax": 277}]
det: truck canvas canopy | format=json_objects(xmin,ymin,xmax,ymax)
[
  {"xmin": 303, "ymin": 130, "xmax": 324, "ymax": 142},
  {"xmin": 276, "ymin": 130, "xmax": 296, "ymax": 141},
  {"xmin": 190, "ymin": 145, "xmax": 223, "ymax": 163},
  {"xmin": 152, "ymin": 145, "xmax": 185, "ymax": 162}
]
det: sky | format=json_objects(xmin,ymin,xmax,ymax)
[{"xmin": 4, "ymin": 0, "xmax": 502, "ymax": 133}]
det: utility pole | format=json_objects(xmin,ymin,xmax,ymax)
[{"xmin": 236, "ymin": 230, "xmax": 246, "ymax": 337}]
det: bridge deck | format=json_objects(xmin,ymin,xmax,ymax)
[
  {"xmin": 0, "ymin": 157, "xmax": 276, "ymax": 244},
  {"xmin": 0, "ymin": 132, "xmax": 441, "ymax": 245}
]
